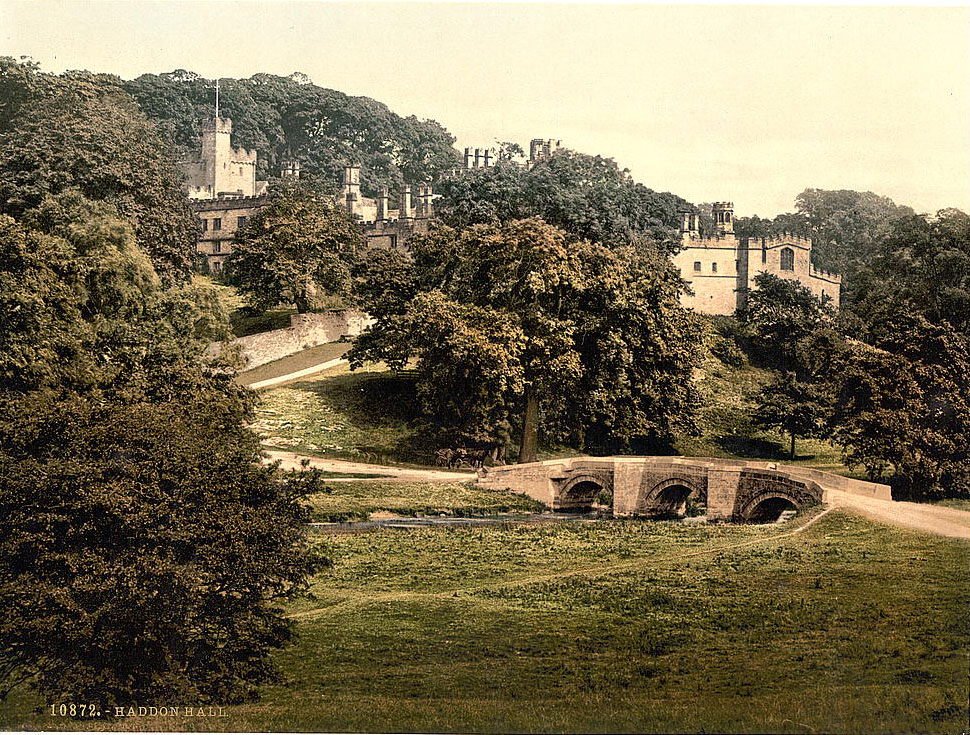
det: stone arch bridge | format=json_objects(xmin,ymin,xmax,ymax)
[{"xmin": 477, "ymin": 456, "xmax": 891, "ymax": 522}]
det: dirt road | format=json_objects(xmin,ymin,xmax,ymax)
[
  {"xmin": 825, "ymin": 489, "xmax": 969, "ymax": 539},
  {"xmin": 263, "ymin": 449, "xmax": 477, "ymax": 483}
]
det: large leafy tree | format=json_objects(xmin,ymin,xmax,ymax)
[
  {"xmin": 753, "ymin": 374, "xmax": 830, "ymax": 460},
  {"xmin": 352, "ymin": 218, "xmax": 700, "ymax": 461},
  {"xmin": 826, "ymin": 316, "xmax": 970, "ymax": 499},
  {"xmin": 853, "ymin": 208, "xmax": 970, "ymax": 336},
  {"xmin": 0, "ymin": 193, "xmax": 324, "ymax": 705},
  {"xmin": 737, "ymin": 272, "xmax": 835, "ymax": 371},
  {"xmin": 0, "ymin": 58, "xmax": 197, "ymax": 281},
  {"xmin": 434, "ymin": 151, "xmax": 694, "ymax": 253},
  {"xmin": 226, "ymin": 180, "xmax": 360, "ymax": 313}
]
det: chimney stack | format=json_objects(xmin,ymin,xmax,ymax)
[
  {"xmin": 377, "ymin": 187, "xmax": 389, "ymax": 221},
  {"xmin": 400, "ymin": 185, "xmax": 413, "ymax": 219}
]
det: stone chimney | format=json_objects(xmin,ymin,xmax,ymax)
[
  {"xmin": 418, "ymin": 185, "xmax": 433, "ymax": 217},
  {"xmin": 400, "ymin": 185, "xmax": 413, "ymax": 218},
  {"xmin": 377, "ymin": 187, "xmax": 389, "ymax": 221}
]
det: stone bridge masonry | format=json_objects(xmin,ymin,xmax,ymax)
[{"xmin": 476, "ymin": 456, "xmax": 891, "ymax": 522}]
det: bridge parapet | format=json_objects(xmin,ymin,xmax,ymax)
[{"xmin": 477, "ymin": 456, "xmax": 890, "ymax": 522}]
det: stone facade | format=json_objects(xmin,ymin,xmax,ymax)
[
  {"xmin": 184, "ymin": 118, "xmax": 436, "ymax": 269},
  {"xmin": 192, "ymin": 195, "xmax": 268, "ymax": 274},
  {"xmin": 478, "ymin": 456, "xmax": 891, "ymax": 522},
  {"xmin": 672, "ymin": 202, "xmax": 842, "ymax": 315}
]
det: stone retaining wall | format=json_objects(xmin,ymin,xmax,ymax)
[{"xmin": 229, "ymin": 310, "xmax": 374, "ymax": 370}]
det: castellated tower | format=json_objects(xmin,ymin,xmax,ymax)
[
  {"xmin": 671, "ymin": 201, "xmax": 841, "ymax": 315},
  {"xmin": 183, "ymin": 117, "xmax": 266, "ymax": 200}
]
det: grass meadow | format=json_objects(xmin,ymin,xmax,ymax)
[
  {"xmin": 305, "ymin": 480, "xmax": 546, "ymax": 522},
  {"xmin": 4, "ymin": 509, "xmax": 968, "ymax": 733}
]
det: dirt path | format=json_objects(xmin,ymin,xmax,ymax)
[
  {"xmin": 246, "ymin": 357, "xmax": 348, "ymax": 390},
  {"xmin": 264, "ymin": 449, "xmax": 477, "ymax": 483},
  {"xmin": 826, "ymin": 489, "xmax": 970, "ymax": 539}
]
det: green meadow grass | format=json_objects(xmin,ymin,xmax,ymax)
[
  {"xmin": 304, "ymin": 480, "xmax": 546, "ymax": 522},
  {"xmin": 252, "ymin": 367, "xmax": 427, "ymax": 464},
  {"xmin": 6, "ymin": 510, "xmax": 967, "ymax": 733}
]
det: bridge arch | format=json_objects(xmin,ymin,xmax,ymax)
[
  {"xmin": 736, "ymin": 487, "xmax": 818, "ymax": 523},
  {"xmin": 638, "ymin": 476, "xmax": 706, "ymax": 517},
  {"xmin": 556, "ymin": 472, "xmax": 613, "ymax": 511}
]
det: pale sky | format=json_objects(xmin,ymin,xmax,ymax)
[{"xmin": 2, "ymin": 1, "xmax": 969, "ymax": 217}]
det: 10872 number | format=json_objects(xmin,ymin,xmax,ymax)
[{"xmin": 49, "ymin": 703, "xmax": 101, "ymax": 718}]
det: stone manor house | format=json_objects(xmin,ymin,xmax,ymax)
[
  {"xmin": 184, "ymin": 117, "xmax": 840, "ymax": 314},
  {"xmin": 671, "ymin": 203, "xmax": 841, "ymax": 315},
  {"xmin": 184, "ymin": 116, "xmax": 436, "ymax": 273}
]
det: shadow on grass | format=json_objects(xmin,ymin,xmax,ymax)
[
  {"xmin": 295, "ymin": 371, "xmax": 435, "ymax": 464},
  {"xmin": 715, "ymin": 435, "xmax": 808, "ymax": 462}
]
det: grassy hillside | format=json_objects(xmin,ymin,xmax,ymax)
[
  {"xmin": 5, "ymin": 510, "xmax": 966, "ymax": 732},
  {"xmin": 250, "ymin": 333, "xmax": 857, "ymax": 475},
  {"xmin": 676, "ymin": 344, "xmax": 858, "ymax": 476}
]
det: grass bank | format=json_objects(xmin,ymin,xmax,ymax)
[
  {"xmin": 305, "ymin": 480, "xmax": 546, "ymax": 522},
  {"xmin": 675, "ymin": 347, "xmax": 859, "ymax": 477},
  {"xmin": 6, "ymin": 510, "xmax": 967, "ymax": 732},
  {"xmin": 251, "ymin": 366, "xmax": 426, "ymax": 463}
]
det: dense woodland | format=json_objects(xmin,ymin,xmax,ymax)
[
  {"xmin": 0, "ymin": 57, "xmax": 968, "ymax": 707},
  {"xmin": 124, "ymin": 70, "xmax": 460, "ymax": 199}
]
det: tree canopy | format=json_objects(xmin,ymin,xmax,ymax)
[
  {"xmin": 0, "ymin": 58, "xmax": 197, "ymax": 281},
  {"xmin": 351, "ymin": 218, "xmax": 701, "ymax": 460},
  {"xmin": 434, "ymin": 151, "xmax": 694, "ymax": 253},
  {"xmin": 124, "ymin": 70, "xmax": 460, "ymax": 200},
  {"xmin": 0, "ymin": 171, "xmax": 323, "ymax": 705},
  {"xmin": 226, "ymin": 180, "xmax": 360, "ymax": 313}
]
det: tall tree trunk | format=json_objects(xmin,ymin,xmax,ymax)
[
  {"xmin": 518, "ymin": 390, "xmax": 539, "ymax": 464},
  {"xmin": 790, "ymin": 432, "xmax": 796, "ymax": 460}
]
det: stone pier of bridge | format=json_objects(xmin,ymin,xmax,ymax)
[{"xmin": 476, "ymin": 456, "xmax": 891, "ymax": 522}]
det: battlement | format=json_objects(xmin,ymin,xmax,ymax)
[
  {"xmin": 189, "ymin": 194, "xmax": 269, "ymax": 212},
  {"xmin": 809, "ymin": 263, "xmax": 842, "ymax": 282},
  {"xmin": 202, "ymin": 116, "xmax": 234, "ymax": 134},
  {"xmin": 747, "ymin": 232, "xmax": 813, "ymax": 249}
]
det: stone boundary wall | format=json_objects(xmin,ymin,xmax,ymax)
[{"xmin": 230, "ymin": 310, "xmax": 375, "ymax": 370}]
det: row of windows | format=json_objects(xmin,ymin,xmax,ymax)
[
  {"xmin": 694, "ymin": 248, "xmax": 795, "ymax": 274},
  {"xmin": 199, "ymin": 215, "xmax": 247, "ymax": 233},
  {"xmin": 693, "ymin": 260, "xmax": 740, "ymax": 274}
]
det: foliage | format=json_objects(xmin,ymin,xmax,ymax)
[
  {"xmin": 0, "ymin": 190, "xmax": 323, "ymax": 705},
  {"xmin": 737, "ymin": 272, "xmax": 834, "ymax": 372},
  {"xmin": 753, "ymin": 373, "xmax": 831, "ymax": 459},
  {"xmin": 852, "ymin": 208, "xmax": 970, "ymax": 335},
  {"xmin": 709, "ymin": 334, "xmax": 745, "ymax": 368},
  {"xmin": 226, "ymin": 179, "xmax": 359, "ymax": 313},
  {"xmin": 827, "ymin": 316, "xmax": 970, "ymax": 499},
  {"xmin": 0, "ymin": 392, "xmax": 323, "ymax": 705},
  {"xmin": 0, "ymin": 58, "xmax": 196, "ymax": 281},
  {"xmin": 124, "ymin": 70, "xmax": 460, "ymax": 197},
  {"xmin": 352, "ymin": 218, "xmax": 701, "ymax": 460},
  {"xmin": 434, "ymin": 151, "xmax": 693, "ymax": 252}
]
